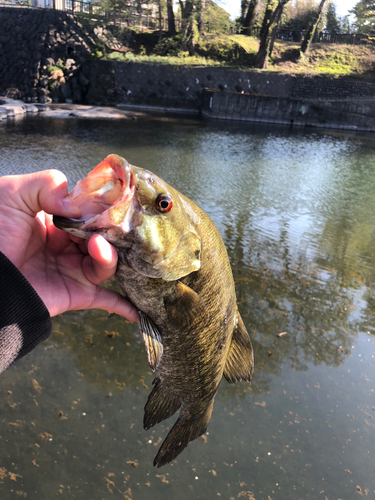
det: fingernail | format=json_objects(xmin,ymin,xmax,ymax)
[{"xmin": 62, "ymin": 196, "xmax": 82, "ymax": 216}]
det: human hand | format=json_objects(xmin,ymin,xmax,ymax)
[{"xmin": 0, "ymin": 169, "xmax": 139, "ymax": 321}]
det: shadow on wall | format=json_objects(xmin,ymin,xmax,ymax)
[{"xmin": 0, "ymin": 7, "xmax": 93, "ymax": 103}]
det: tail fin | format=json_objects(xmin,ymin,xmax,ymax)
[{"xmin": 153, "ymin": 401, "xmax": 214, "ymax": 468}]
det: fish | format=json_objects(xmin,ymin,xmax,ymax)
[{"xmin": 53, "ymin": 154, "xmax": 254, "ymax": 468}]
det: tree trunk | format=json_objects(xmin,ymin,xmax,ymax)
[
  {"xmin": 268, "ymin": 4, "xmax": 283, "ymax": 56},
  {"xmin": 259, "ymin": 0, "xmax": 274, "ymax": 39},
  {"xmin": 300, "ymin": 0, "xmax": 328, "ymax": 55},
  {"xmin": 241, "ymin": 0, "xmax": 249, "ymax": 23},
  {"xmin": 167, "ymin": 0, "xmax": 176, "ymax": 36},
  {"xmin": 255, "ymin": 0, "xmax": 288, "ymax": 69},
  {"xmin": 159, "ymin": 0, "xmax": 163, "ymax": 41},
  {"xmin": 179, "ymin": 0, "xmax": 196, "ymax": 54},
  {"xmin": 242, "ymin": 0, "xmax": 259, "ymax": 36},
  {"xmin": 198, "ymin": 0, "xmax": 206, "ymax": 34}
]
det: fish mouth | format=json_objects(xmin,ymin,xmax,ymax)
[{"xmin": 53, "ymin": 154, "xmax": 135, "ymax": 239}]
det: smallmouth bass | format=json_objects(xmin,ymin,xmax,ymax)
[{"xmin": 54, "ymin": 154, "xmax": 254, "ymax": 467}]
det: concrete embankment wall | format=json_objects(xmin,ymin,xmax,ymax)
[{"xmin": 202, "ymin": 89, "xmax": 375, "ymax": 132}]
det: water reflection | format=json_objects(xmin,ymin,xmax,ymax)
[{"xmin": 1, "ymin": 114, "xmax": 375, "ymax": 499}]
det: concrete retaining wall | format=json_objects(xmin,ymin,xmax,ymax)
[{"xmin": 202, "ymin": 89, "xmax": 375, "ymax": 132}]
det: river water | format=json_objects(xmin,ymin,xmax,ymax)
[{"xmin": 0, "ymin": 113, "xmax": 375, "ymax": 499}]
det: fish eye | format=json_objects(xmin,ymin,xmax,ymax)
[{"xmin": 155, "ymin": 194, "xmax": 173, "ymax": 213}]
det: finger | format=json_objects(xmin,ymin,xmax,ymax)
[
  {"xmin": 90, "ymin": 288, "xmax": 140, "ymax": 323},
  {"xmin": 88, "ymin": 235, "xmax": 118, "ymax": 269},
  {"xmin": 83, "ymin": 237, "xmax": 118, "ymax": 285},
  {"xmin": 3, "ymin": 170, "xmax": 81, "ymax": 218},
  {"xmin": 70, "ymin": 234, "xmax": 88, "ymax": 245}
]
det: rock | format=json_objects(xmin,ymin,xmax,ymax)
[
  {"xmin": 65, "ymin": 58, "xmax": 76, "ymax": 68},
  {"xmin": 37, "ymin": 97, "xmax": 52, "ymax": 105}
]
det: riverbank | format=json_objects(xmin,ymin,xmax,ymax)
[
  {"xmin": 2, "ymin": 96, "xmax": 375, "ymax": 134},
  {"xmin": 0, "ymin": 99, "xmax": 143, "ymax": 121}
]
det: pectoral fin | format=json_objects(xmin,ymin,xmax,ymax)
[
  {"xmin": 139, "ymin": 311, "xmax": 163, "ymax": 371},
  {"xmin": 164, "ymin": 282, "xmax": 208, "ymax": 327},
  {"xmin": 223, "ymin": 312, "xmax": 254, "ymax": 383}
]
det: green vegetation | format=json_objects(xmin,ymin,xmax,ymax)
[
  {"xmin": 81, "ymin": 1, "xmax": 375, "ymax": 81},
  {"xmin": 105, "ymin": 50, "xmax": 222, "ymax": 66},
  {"xmin": 95, "ymin": 33, "xmax": 375, "ymax": 81},
  {"xmin": 270, "ymin": 41, "xmax": 375, "ymax": 79}
]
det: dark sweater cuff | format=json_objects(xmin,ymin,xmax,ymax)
[{"xmin": 0, "ymin": 251, "xmax": 52, "ymax": 372}]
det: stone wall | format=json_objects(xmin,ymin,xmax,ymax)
[
  {"xmin": 86, "ymin": 59, "xmax": 375, "ymax": 109},
  {"xmin": 292, "ymin": 77, "xmax": 375, "ymax": 100},
  {"xmin": 0, "ymin": 7, "xmax": 93, "ymax": 102},
  {"xmin": 86, "ymin": 60, "xmax": 297, "ymax": 108}
]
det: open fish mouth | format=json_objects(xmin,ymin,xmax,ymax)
[{"xmin": 53, "ymin": 154, "xmax": 135, "ymax": 236}]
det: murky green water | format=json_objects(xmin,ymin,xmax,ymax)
[{"xmin": 1, "ymin": 113, "xmax": 375, "ymax": 499}]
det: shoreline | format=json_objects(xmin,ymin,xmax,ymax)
[{"xmin": 1, "ymin": 97, "xmax": 375, "ymax": 134}]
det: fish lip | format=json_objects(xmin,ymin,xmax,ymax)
[{"xmin": 53, "ymin": 155, "xmax": 136, "ymax": 235}]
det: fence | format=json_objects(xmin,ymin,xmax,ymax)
[{"xmin": 275, "ymin": 28, "xmax": 367, "ymax": 45}]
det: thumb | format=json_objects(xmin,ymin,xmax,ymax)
[{"xmin": 5, "ymin": 170, "xmax": 81, "ymax": 218}]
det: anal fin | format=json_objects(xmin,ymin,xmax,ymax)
[
  {"xmin": 144, "ymin": 378, "xmax": 181, "ymax": 430},
  {"xmin": 153, "ymin": 400, "xmax": 214, "ymax": 468},
  {"xmin": 139, "ymin": 310, "xmax": 163, "ymax": 371},
  {"xmin": 223, "ymin": 312, "xmax": 254, "ymax": 383}
]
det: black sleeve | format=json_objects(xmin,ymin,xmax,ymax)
[{"xmin": 0, "ymin": 251, "xmax": 52, "ymax": 373}]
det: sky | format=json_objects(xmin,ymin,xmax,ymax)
[{"xmin": 219, "ymin": 0, "xmax": 359, "ymax": 20}]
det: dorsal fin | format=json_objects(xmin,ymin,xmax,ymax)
[
  {"xmin": 223, "ymin": 312, "xmax": 254, "ymax": 383},
  {"xmin": 139, "ymin": 311, "xmax": 163, "ymax": 371},
  {"xmin": 144, "ymin": 378, "xmax": 181, "ymax": 430}
]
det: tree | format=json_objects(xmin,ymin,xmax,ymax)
[
  {"xmin": 204, "ymin": 0, "xmax": 232, "ymax": 33},
  {"xmin": 242, "ymin": 0, "xmax": 259, "ymax": 35},
  {"xmin": 351, "ymin": 0, "xmax": 375, "ymax": 33},
  {"xmin": 240, "ymin": 0, "xmax": 250, "ymax": 24},
  {"xmin": 255, "ymin": 0, "xmax": 291, "ymax": 69},
  {"xmin": 179, "ymin": 0, "xmax": 197, "ymax": 53},
  {"xmin": 167, "ymin": 0, "xmax": 176, "ymax": 35},
  {"xmin": 339, "ymin": 14, "xmax": 351, "ymax": 34},
  {"xmin": 300, "ymin": 0, "xmax": 328, "ymax": 54},
  {"xmin": 325, "ymin": 1, "xmax": 340, "ymax": 33},
  {"xmin": 284, "ymin": 0, "xmax": 317, "ymax": 29},
  {"xmin": 260, "ymin": 0, "xmax": 276, "ymax": 38}
]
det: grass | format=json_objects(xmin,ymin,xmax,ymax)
[
  {"xmin": 105, "ymin": 50, "xmax": 223, "ymax": 66},
  {"xmin": 270, "ymin": 41, "xmax": 375, "ymax": 80},
  {"xmin": 99, "ymin": 33, "xmax": 375, "ymax": 82}
]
